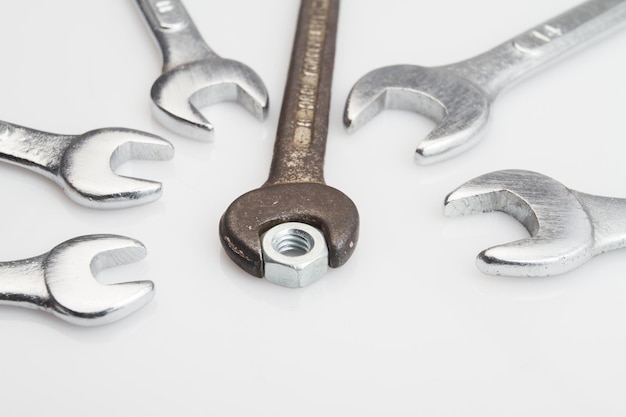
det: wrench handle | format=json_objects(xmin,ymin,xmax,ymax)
[
  {"xmin": 0, "ymin": 256, "xmax": 49, "ymax": 310},
  {"xmin": 134, "ymin": 0, "xmax": 218, "ymax": 72},
  {"xmin": 265, "ymin": 0, "xmax": 339, "ymax": 186},
  {"xmin": 575, "ymin": 191, "xmax": 626, "ymax": 255},
  {"xmin": 0, "ymin": 121, "xmax": 70, "ymax": 179},
  {"xmin": 456, "ymin": 0, "xmax": 626, "ymax": 98}
]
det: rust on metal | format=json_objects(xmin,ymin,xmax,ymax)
[{"xmin": 219, "ymin": 0, "xmax": 359, "ymax": 278}]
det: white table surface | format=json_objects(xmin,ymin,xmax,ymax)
[{"xmin": 1, "ymin": 0, "xmax": 625, "ymax": 415}]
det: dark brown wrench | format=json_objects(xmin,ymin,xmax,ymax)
[{"xmin": 219, "ymin": 0, "xmax": 359, "ymax": 288}]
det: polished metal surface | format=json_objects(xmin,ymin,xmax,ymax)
[
  {"xmin": 0, "ymin": 120, "xmax": 174, "ymax": 208},
  {"xmin": 0, "ymin": 235, "xmax": 154, "ymax": 326},
  {"xmin": 135, "ymin": 0, "xmax": 269, "ymax": 140},
  {"xmin": 219, "ymin": 0, "xmax": 359, "ymax": 287},
  {"xmin": 344, "ymin": 0, "xmax": 626, "ymax": 164},
  {"xmin": 262, "ymin": 222, "xmax": 329, "ymax": 288},
  {"xmin": 444, "ymin": 169, "xmax": 626, "ymax": 276}
]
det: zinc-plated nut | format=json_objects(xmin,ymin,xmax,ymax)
[{"xmin": 261, "ymin": 222, "xmax": 329, "ymax": 288}]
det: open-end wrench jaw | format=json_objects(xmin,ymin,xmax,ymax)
[
  {"xmin": 219, "ymin": 183, "xmax": 359, "ymax": 278},
  {"xmin": 135, "ymin": 0, "xmax": 269, "ymax": 141},
  {"xmin": 0, "ymin": 122, "xmax": 174, "ymax": 209},
  {"xmin": 60, "ymin": 128, "xmax": 175, "ymax": 208},
  {"xmin": 0, "ymin": 235, "xmax": 154, "ymax": 326},
  {"xmin": 344, "ymin": 65, "xmax": 490, "ymax": 165},
  {"xmin": 344, "ymin": 1, "xmax": 626, "ymax": 164},
  {"xmin": 150, "ymin": 58, "xmax": 269, "ymax": 141},
  {"xmin": 444, "ymin": 170, "xmax": 595, "ymax": 276},
  {"xmin": 44, "ymin": 235, "xmax": 154, "ymax": 325}
]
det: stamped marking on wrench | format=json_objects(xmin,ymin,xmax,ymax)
[
  {"xmin": 219, "ymin": 0, "xmax": 359, "ymax": 288},
  {"xmin": 344, "ymin": 0, "xmax": 626, "ymax": 164},
  {"xmin": 0, "ymin": 235, "xmax": 154, "ymax": 326},
  {"xmin": 135, "ymin": 0, "xmax": 269, "ymax": 140},
  {"xmin": 0, "ymin": 120, "xmax": 174, "ymax": 208},
  {"xmin": 444, "ymin": 169, "xmax": 626, "ymax": 276}
]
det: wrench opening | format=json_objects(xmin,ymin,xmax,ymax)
[
  {"xmin": 0, "ymin": 235, "xmax": 155, "ymax": 326},
  {"xmin": 444, "ymin": 170, "xmax": 596, "ymax": 276},
  {"xmin": 58, "ymin": 128, "xmax": 174, "ymax": 209},
  {"xmin": 344, "ymin": 1, "xmax": 626, "ymax": 164},
  {"xmin": 150, "ymin": 59, "xmax": 269, "ymax": 141},
  {"xmin": 135, "ymin": 0, "xmax": 270, "ymax": 141},
  {"xmin": 45, "ymin": 235, "xmax": 154, "ymax": 325},
  {"xmin": 0, "ymin": 122, "xmax": 174, "ymax": 209},
  {"xmin": 444, "ymin": 189, "xmax": 540, "ymax": 236},
  {"xmin": 344, "ymin": 65, "xmax": 490, "ymax": 164}
]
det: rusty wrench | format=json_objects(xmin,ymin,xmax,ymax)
[
  {"xmin": 344, "ymin": 0, "xmax": 626, "ymax": 164},
  {"xmin": 0, "ymin": 235, "xmax": 154, "ymax": 325},
  {"xmin": 444, "ymin": 169, "xmax": 626, "ymax": 276},
  {"xmin": 0, "ymin": 120, "xmax": 174, "ymax": 209},
  {"xmin": 220, "ymin": 0, "xmax": 359, "ymax": 288},
  {"xmin": 135, "ymin": 0, "xmax": 269, "ymax": 140}
]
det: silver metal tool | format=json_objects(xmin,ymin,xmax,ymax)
[
  {"xmin": 0, "ymin": 235, "xmax": 154, "ymax": 326},
  {"xmin": 0, "ymin": 120, "xmax": 174, "ymax": 209},
  {"xmin": 344, "ymin": 0, "xmax": 626, "ymax": 164},
  {"xmin": 444, "ymin": 169, "xmax": 626, "ymax": 276},
  {"xmin": 135, "ymin": 0, "xmax": 269, "ymax": 140}
]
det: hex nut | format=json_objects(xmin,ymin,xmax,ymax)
[{"xmin": 261, "ymin": 222, "xmax": 329, "ymax": 288}]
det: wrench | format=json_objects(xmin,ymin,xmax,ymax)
[
  {"xmin": 135, "ymin": 0, "xmax": 269, "ymax": 140},
  {"xmin": 444, "ymin": 169, "xmax": 626, "ymax": 276},
  {"xmin": 0, "ymin": 120, "xmax": 174, "ymax": 209},
  {"xmin": 219, "ymin": 0, "xmax": 359, "ymax": 288},
  {"xmin": 0, "ymin": 235, "xmax": 154, "ymax": 326},
  {"xmin": 344, "ymin": 0, "xmax": 626, "ymax": 164}
]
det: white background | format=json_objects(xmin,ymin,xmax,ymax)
[{"xmin": 1, "ymin": 0, "xmax": 625, "ymax": 415}]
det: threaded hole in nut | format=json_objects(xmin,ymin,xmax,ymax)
[{"xmin": 272, "ymin": 228, "xmax": 314, "ymax": 257}]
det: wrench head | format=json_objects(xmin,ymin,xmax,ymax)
[
  {"xmin": 59, "ymin": 128, "xmax": 174, "ymax": 209},
  {"xmin": 443, "ymin": 170, "xmax": 594, "ymax": 276},
  {"xmin": 43, "ymin": 235, "xmax": 154, "ymax": 326},
  {"xmin": 344, "ymin": 65, "xmax": 490, "ymax": 164},
  {"xmin": 151, "ymin": 58, "xmax": 269, "ymax": 141},
  {"xmin": 219, "ymin": 183, "xmax": 360, "ymax": 278}
]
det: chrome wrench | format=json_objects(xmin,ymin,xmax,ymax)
[
  {"xmin": 0, "ymin": 120, "xmax": 174, "ymax": 209},
  {"xmin": 135, "ymin": 0, "xmax": 269, "ymax": 140},
  {"xmin": 444, "ymin": 169, "xmax": 626, "ymax": 276},
  {"xmin": 0, "ymin": 235, "xmax": 154, "ymax": 326},
  {"xmin": 344, "ymin": 0, "xmax": 626, "ymax": 164}
]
